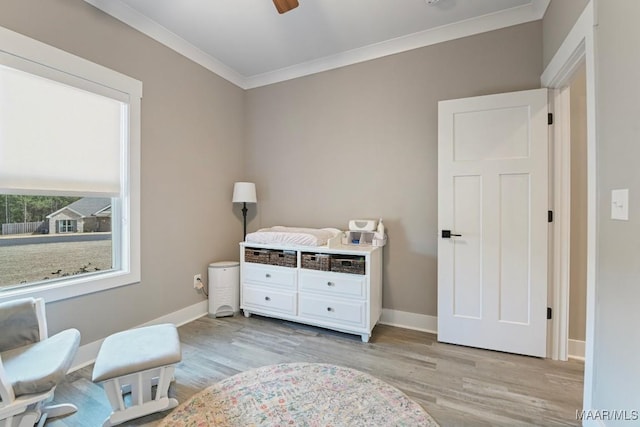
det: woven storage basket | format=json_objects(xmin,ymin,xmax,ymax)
[
  {"xmin": 269, "ymin": 250, "xmax": 297, "ymax": 268},
  {"xmin": 301, "ymin": 253, "xmax": 331, "ymax": 271},
  {"xmin": 244, "ymin": 248, "xmax": 271, "ymax": 265},
  {"xmin": 330, "ymin": 256, "xmax": 366, "ymax": 275}
]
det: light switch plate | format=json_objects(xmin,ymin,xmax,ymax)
[{"xmin": 611, "ymin": 189, "xmax": 629, "ymax": 220}]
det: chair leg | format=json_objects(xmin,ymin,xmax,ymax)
[
  {"xmin": 16, "ymin": 412, "xmax": 39, "ymax": 427},
  {"xmin": 100, "ymin": 366, "xmax": 178, "ymax": 426},
  {"xmin": 35, "ymin": 413, "xmax": 47, "ymax": 427},
  {"xmin": 3, "ymin": 403, "xmax": 76, "ymax": 427},
  {"xmin": 42, "ymin": 403, "xmax": 78, "ymax": 419}
]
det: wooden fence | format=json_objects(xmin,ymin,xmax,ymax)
[{"xmin": 1, "ymin": 221, "xmax": 46, "ymax": 235}]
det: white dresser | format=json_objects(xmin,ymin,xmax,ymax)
[{"xmin": 240, "ymin": 242, "xmax": 382, "ymax": 342}]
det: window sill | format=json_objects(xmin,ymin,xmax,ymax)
[{"xmin": 0, "ymin": 269, "xmax": 140, "ymax": 304}]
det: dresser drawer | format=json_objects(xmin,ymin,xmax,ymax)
[
  {"xmin": 298, "ymin": 270, "xmax": 365, "ymax": 299},
  {"xmin": 298, "ymin": 295, "xmax": 365, "ymax": 327},
  {"xmin": 243, "ymin": 264, "xmax": 296, "ymax": 289},
  {"xmin": 242, "ymin": 285, "xmax": 296, "ymax": 315}
]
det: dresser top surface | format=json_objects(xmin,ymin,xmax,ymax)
[{"xmin": 240, "ymin": 241, "xmax": 380, "ymax": 256}]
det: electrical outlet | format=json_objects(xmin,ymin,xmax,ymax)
[{"xmin": 193, "ymin": 273, "xmax": 202, "ymax": 289}]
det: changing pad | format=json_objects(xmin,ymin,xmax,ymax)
[{"xmin": 245, "ymin": 226, "xmax": 341, "ymax": 247}]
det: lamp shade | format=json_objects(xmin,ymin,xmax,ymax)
[{"xmin": 232, "ymin": 182, "xmax": 257, "ymax": 203}]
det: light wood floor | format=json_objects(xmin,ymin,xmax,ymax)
[{"xmin": 48, "ymin": 314, "xmax": 584, "ymax": 427}]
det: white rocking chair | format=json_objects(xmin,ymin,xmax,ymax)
[{"xmin": 0, "ymin": 298, "xmax": 80, "ymax": 427}]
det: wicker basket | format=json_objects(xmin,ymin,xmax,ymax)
[
  {"xmin": 301, "ymin": 253, "xmax": 331, "ymax": 271},
  {"xmin": 244, "ymin": 248, "xmax": 271, "ymax": 265},
  {"xmin": 269, "ymin": 250, "xmax": 297, "ymax": 268},
  {"xmin": 330, "ymin": 256, "xmax": 366, "ymax": 275}
]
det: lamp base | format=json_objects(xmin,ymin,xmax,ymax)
[{"xmin": 242, "ymin": 202, "xmax": 248, "ymax": 240}]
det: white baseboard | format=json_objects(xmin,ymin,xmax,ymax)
[
  {"xmin": 70, "ymin": 300, "xmax": 208, "ymax": 371},
  {"xmin": 568, "ymin": 338, "xmax": 586, "ymax": 361},
  {"xmin": 380, "ymin": 310, "xmax": 586, "ymax": 361},
  {"xmin": 72, "ymin": 339, "xmax": 104, "ymax": 371},
  {"xmin": 71, "ymin": 303, "xmax": 580, "ymax": 371},
  {"xmin": 138, "ymin": 300, "xmax": 208, "ymax": 328},
  {"xmin": 379, "ymin": 308, "xmax": 438, "ymax": 335}
]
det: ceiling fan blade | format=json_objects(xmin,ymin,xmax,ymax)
[{"xmin": 273, "ymin": 0, "xmax": 299, "ymax": 14}]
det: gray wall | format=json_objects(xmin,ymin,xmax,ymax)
[
  {"xmin": 542, "ymin": 0, "xmax": 589, "ymax": 68},
  {"xmin": 245, "ymin": 23, "xmax": 543, "ymax": 316},
  {"xmin": 0, "ymin": 0, "xmax": 246, "ymax": 343},
  {"xmin": 592, "ymin": 1, "xmax": 640, "ymax": 419},
  {"xmin": 569, "ymin": 64, "xmax": 587, "ymax": 343}
]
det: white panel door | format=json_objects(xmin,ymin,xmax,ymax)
[{"xmin": 437, "ymin": 88, "xmax": 548, "ymax": 357}]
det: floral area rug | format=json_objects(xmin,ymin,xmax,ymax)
[{"xmin": 159, "ymin": 362, "xmax": 439, "ymax": 426}]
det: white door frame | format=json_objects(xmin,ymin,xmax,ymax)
[
  {"xmin": 541, "ymin": 0, "xmax": 596, "ymax": 413},
  {"xmin": 547, "ymin": 83, "xmax": 572, "ymax": 362}
]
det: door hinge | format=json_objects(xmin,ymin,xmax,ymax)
[
  {"xmin": 547, "ymin": 307, "xmax": 553, "ymax": 320},
  {"xmin": 548, "ymin": 113, "xmax": 553, "ymax": 125},
  {"xmin": 548, "ymin": 210, "xmax": 553, "ymax": 223}
]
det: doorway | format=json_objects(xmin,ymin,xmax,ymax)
[
  {"xmin": 541, "ymin": 0, "xmax": 596, "ymax": 410},
  {"xmin": 567, "ymin": 63, "xmax": 588, "ymax": 361}
]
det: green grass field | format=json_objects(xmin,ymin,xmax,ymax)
[{"xmin": 0, "ymin": 240, "xmax": 112, "ymax": 288}]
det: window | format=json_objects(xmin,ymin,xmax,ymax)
[
  {"xmin": 0, "ymin": 26, "xmax": 141, "ymax": 303},
  {"xmin": 58, "ymin": 220, "xmax": 77, "ymax": 233}
]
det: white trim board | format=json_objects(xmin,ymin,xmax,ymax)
[
  {"xmin": 548, "ymin": 85, "xmax": 572, "ymax": 362},
  {"xmin": 82, "ymin": 0, "xmax": 245, "ymax": 88},
  {"xmin": 379, "ymin": 309, "xmax": 437, "ymax": 335},
  {"xmin": 83, "ymin": 0, "xmax": 549, "ymax": 89},
  {"xmin": 70, "ymin": 300, "xmax": 209, "ymax": 371},
  {"xmin": 540, "ymin": 0, "xmax": 597, "ymax": 414}
]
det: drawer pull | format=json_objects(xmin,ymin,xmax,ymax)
[
  {"xmin": 326, "ymin": 307, "xmax": 334, "ymax": 312},
  {"xmin": 265, "ymin": 296, "xmax": 271, "ymax": 301},
  {"xmin": 327, "ymin": 281, "xmax": 335, "ymax": 287},
  {"xmin": 265, "ymin": 273, "xmax": 271, "ymax": 278}
]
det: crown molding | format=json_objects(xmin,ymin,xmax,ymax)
[
  {"xmin": 84, "ymin": 0, "xmax": 550, "ymax": 90},
  {"xmin": 83, "ymin": 0, "xmax": 246, "ymax": 87},
  {"xmin": 246, "ymin": 0, "xmax": 550, "ymax": 88}
]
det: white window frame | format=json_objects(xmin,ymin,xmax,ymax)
[
  {"xmin": 0, "ymin": 25, "xmax": 142, "ymax": 303},
  {"xmin": 58, "ymin": 219, "xmax": 76, "ymax": 233}
]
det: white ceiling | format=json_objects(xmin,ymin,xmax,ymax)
[{"xmin": 84, "ymin": 0, "xmax": 549, "ymax": 89}]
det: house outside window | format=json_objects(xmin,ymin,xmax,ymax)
[
  {"xmin": 0, "ymin": 27, "xmax": 141, "ymax": 303},
  {"xmin": 48, "ymin": 198, "xmax": 112, "ymax": 234}
]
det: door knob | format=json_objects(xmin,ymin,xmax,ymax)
[{"xmin": 441, "ymin": 230, "xmax": 462, "ymax": 238}]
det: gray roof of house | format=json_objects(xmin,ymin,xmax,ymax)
[{"xmin": 60, "ymin": 197, "xmax": 111, "ymax": 217}]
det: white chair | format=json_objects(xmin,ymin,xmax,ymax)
[{"xmin": 0, "ymin": 298, "xmax": 80, "ymax": 427}]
